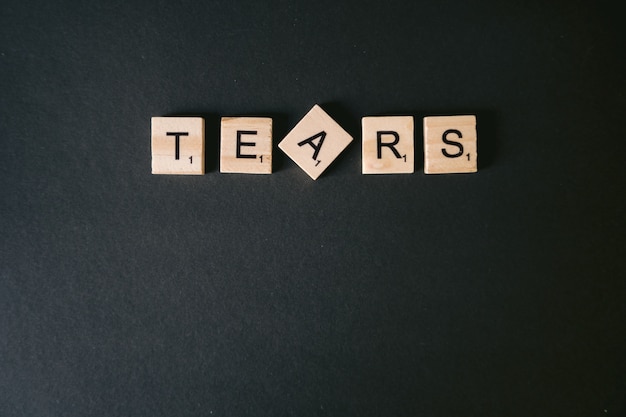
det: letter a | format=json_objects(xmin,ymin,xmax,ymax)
[
  {"xmin": 297, "ymin": 131, "xmax": 326, "ymax": 161},
  {"xmin": 278, "ymin": 104, "xmax": 353, "ymax": 180}
]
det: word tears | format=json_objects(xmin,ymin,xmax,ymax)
[{"xmin": 151, "ymin": 104, "xmax": 478, "ymax": 179}]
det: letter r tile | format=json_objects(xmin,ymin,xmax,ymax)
[
  {"xmin": 278, "ymin": 105, "xmax": 353, "ymax": 180},
  {"xmin": 423, "ymin": 115, "xmax": 477, "ymax": 174},
  {"xmin": 151, "ymin": 117, "xmax": 204, "ymax": 175},
  {"xmin": 362, "ymin": 116, "xmax": 414, "ymax": 174}
]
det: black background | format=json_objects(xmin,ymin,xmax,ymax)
[{"xmin": 1, "ymin": 1, "xmax": 625, "ymax": 416}]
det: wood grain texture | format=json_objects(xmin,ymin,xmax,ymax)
[
  {"xmin": 151, "ymin": 117, "xmax": 205, "ymax": 175},
  {"xmin": 362, "ymin": 116, "xmax": 414, "ymax": 174},
  {"xmin": 278, "ymin": 105, "xmax": 353, "ymax": 180},
  {"xmin": 423, "ymin": 115, "xmax": 477, "ymax": 174},
  {"xmin": 220, "ymin": 117, "xmax": 272, "ymax": 174}
]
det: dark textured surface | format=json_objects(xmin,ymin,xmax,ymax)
[{"xmin": 1, "ymin": 1, "xmax": 625, "ymax": 416}]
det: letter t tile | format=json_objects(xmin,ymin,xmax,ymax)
[{"xmin": 151, "ymin": 117, "xmax": 205, "ymax": 175}]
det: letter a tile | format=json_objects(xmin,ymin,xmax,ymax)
[
  {"xmin": 423, "ymin": 115, "xmax": 477, "ymax": 174},
  {"xmin": 151, "ymin": 117, "xmax": 204, "ymax": 175},
  {"xmin": 278, "ymin": 105, "xmax": 353, "ymax": 180},
  {"xmin": 362, "ymin": 116, "xmax": 414, "ymax": 174}
]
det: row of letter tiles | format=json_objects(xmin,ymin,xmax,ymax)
[{"xmin": 151, "ymin": 106, "xmax": 477, "ymax": 178}]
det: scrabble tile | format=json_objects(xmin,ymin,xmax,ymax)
[
  {"xmin": 423, "ymin": 115, "xmax": 477, "ymax": 174},
  {"xmin": 220, "ymin": 117, "xmax": 272, "ymax": 174},
  {"xmin": 151, "ymin": 117, "xmax": 204, "ymax": 175},
  {"xmin": 278, "ymin": 104, "xmax": 353, "ymax": 180},
  {"xmin": 362, "ymin": 116, "xmax": 414, "ymax": 174}
]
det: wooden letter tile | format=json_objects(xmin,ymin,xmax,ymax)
[
  {"xmin": 278, "ymin": 105, "xmax": 353, "ymax": 180},
  {"xmin": 151, "ymin": 117, "xmax": 204, "ymax": 175},
  {"xmin": 220, "ymin": 117, "xmax": 272, "ymax": 174},
  {"xmin": 423, "ymin": 115, "xmax": 477, "ymax": 174},
  {"xmin": 362, "ymin": 116, "xmax": 414, "ymax": 174}
]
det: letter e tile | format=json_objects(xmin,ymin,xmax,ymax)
[{"xmin": 220, "ymin": 117, "xmax": 272, "ymax": 174}]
